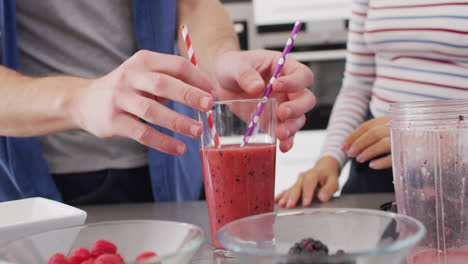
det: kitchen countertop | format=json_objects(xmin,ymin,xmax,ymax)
[{"xmin": 79, "ymin": 193, "xmax": 395, "ymax": 264}]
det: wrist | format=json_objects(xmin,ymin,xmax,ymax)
[
  {"xmin": 58, "ymin": 76, "xmax": 92, "ymax": 131},
  {"xmin": 212, "ymin": 41, "xmax": 239, "ymax": 60},
  {"xmin": 203, "ymin": 48, "xmax": 241, "ymax": 100},
  {"xmin": 316, "ymin": 156, "xmax": 341, "ymax": 175},
  {"xmin": 206, "ymin": 45, "xmax": 239, "ymax": 83}
]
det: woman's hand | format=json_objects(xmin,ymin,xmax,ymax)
[{"xmin": 341, "ymin": 115, "xmax": 392, "ymax": 169}]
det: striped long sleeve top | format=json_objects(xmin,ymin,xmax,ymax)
[{"xmin": 319, "ymin": 0, "xmax": 468, "ymax": 167}]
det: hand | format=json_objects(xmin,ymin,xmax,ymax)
[
  {"xmin": 275, "ymin": 156, "xmax": 340, "ymax": 208},
  {"xmin": 213, "ymin": 50, "xmax": 315, "ymax": 152},
  {"xmin": 71, "ymin": 50, "xmax": 216, "ymax": 155},
  {"xmin": 341, "ymin": 115, "xmax": 392, "ymax": 169}
]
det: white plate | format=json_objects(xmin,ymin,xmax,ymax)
[{"xmin": 0, "ymin": 197, "xmax": 87, "ymax": 246}]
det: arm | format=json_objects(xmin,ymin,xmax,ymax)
[
  {"xmin": 176, "ymin": 0, "xmax": 239, "ymax": 76},
  {"xmin": 276, "ymin": 0, "xmax": 376, "ymax": 207},
  {"xmin": 0, "ymin": 66, "xmax": 84, "ymax": 136},
  {"xmin": 0, "ymin": 51, "xmax": 217, "ymax": 155},
  {"xmin": 318, "ymin": 0, "xmax": 376, "ymax": 168}
]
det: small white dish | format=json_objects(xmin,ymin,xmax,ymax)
[{"xmin": 0, "ymin": 197, "xmax": 87, "ymax": 246}]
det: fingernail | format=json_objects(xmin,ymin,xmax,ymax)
[
  {"xmin": 347, "ymin": 148, "xmax": 356, "ymax": 157},
  {"xmin": 190, "ymin": 125, "xmax": 201, "ymax": 137},
  {"xmin": 369, "ymin": 161, "xmax": 376, "ymax": 169},
  {"xmin": 341, "ymin": 142, "xmax": 349, "ymax": 151},
  {"xmin": 302, "ymin": 197, "xmax": 311, "ymax": 206},
  {"xmin": 356, "ymin": 154, "xmax": 363, "ymax": 162},
  {"xmin": 200, "ymin": 97, "xmax": 212, "ymax": 109},
  {"xmin": 285, "ymin": 129, "xmax": 290, "ymax": 138},
  {"xmin": 288, "ymin": 140, "xmax": 294, "ymax": 150},
  {"xmin": 318, "ymin": 193, "xmax": 329, "ymax": 202},
  {"xmin": 279, "ymin": 198, "xmax": 285, "ymax": 206},
  {"xmin": 287, "ymin": 199, "xmax": 294, "ymax": 208},
  {"xmin": 177, "ymin": 145, "xmax": 186, "ymax": 155},
  {"xmin": 251, "ymin": 80, "xmax": 264, "ymax": 92}
]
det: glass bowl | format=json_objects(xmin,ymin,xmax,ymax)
[
  {"xmin": 217, "ymin": 208, "xmax": 426, "ymax": 264},
  {"xmin": 0, "ymin": 220, "xmax": 204, "ymax": 264}
]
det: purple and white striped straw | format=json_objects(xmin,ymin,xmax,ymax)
[{"xmin": 241, "ymin": 21, "xmax": 302, "ymax": 147}]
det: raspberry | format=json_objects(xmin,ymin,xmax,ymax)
[
  {"xmin": 115, "ymin": 254, "xmax": 124, "ymax": 263},
  {"xmin": 48, "ymin": 253, "xmax": 69, "ymax": 264},
  {"xmin": 90, "ymin": 240, "xmax": 118, "ymax": 257},
  {"xmin": 135, "ymin": 251, "xmax": 159, "ymax": 263},
  {"xmin": 68, "ymin": 247, "xmax": 91, "ymax": 264},
  {"xmin": 80, "ymin": 259, "xmax": 95, "ymax": 264},
  {"xmin": 288, "ymin": 238, "xmax": 329, "ymax": 256},
  {"xmin": 94, "ymin": 254, "xmax": 123, "ymax": 264}
]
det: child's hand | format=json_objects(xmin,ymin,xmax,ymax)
[{"xmin": 275, "ymin": 156, "xmax": 341, "ymax": 208}]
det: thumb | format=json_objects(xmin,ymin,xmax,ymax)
[
  {"xmin": 235, "ymin": 64, "xmax": 265, "ymax": 95},
  {"xmin": 317, "ymin": 176, "xmax": 339, "ymax": 202}
]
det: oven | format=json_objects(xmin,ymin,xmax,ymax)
[{"xmin": 222, "ymin": 0, "xmax": 352, "ymax": 129}]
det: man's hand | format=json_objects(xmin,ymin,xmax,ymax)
[
  {"xmin": 341, "ymin": 115, "xmax": 392, "ymax": 169},
  {"xmin": 72, "ymin": 50, "xmax": 216, "ymax": 156},
  {"xmin": 214, "ymin": 50, "xmax": 315, "ymax": 152}
]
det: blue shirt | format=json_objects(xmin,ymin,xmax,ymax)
[{"xmin": 0, "ymin": 0, "xmax": 204, "ymax": 202}]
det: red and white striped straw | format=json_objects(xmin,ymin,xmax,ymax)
[
  {"xmin": 181, "ymin": 24, "xmax": 220, "ymax": 148},
  {"xmin": 207, "ymin": 110, "xmax": 220, "ymax": 148}
]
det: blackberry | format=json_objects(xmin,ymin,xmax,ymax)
[
  {"xmin": 288, "ymin": 238, "xmax": 329, "ymax": 256},
  {"xmin": 335, "ymin": 249, "xmax": 345, "ymax": 256},
  {"xmin": 285, "ymin": 238, "xmax": 355, "ymax": 264}
]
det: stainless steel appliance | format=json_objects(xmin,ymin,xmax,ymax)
[{"xmin": 222, "ymin": 0, "xmax": 350, "ymax": 129}]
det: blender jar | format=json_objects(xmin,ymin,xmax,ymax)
[{"xmin": 390, "ymin": 100, "xmax": 468, "ymax": 264}]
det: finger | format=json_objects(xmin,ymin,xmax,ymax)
[
  {"xmin": 235, "ymin": 63, "xmax": 266, "ymax": 95},
  {"xmin": 128, "ymin": 50, "xmax": 215, "ymax": 94},
  {"xmin": 341, "ymin": 120, "xmax": 373, "ymax": 152},
  {"xmin": 347, "ymin": 125, "xmax": 389, "ymax": 158},
  {"xmin": 279, "ymin": 136, "xmax": 294, "ymax": 153},
  {"xmin": 277, "ymin": 89, "xmax": 316, "ymax": 121},
  {"xmin": 286, "ymin": 183, "xmax": 303, "ymax": 209},
  {"xmin": 370, "ymin": 154, "xmax": 393, "ymax": 170},
  {"xmin": 118, "ymin": 94, "xmax": 203, "ymax": 139},
  {"xmin": 342, "ymin": 115, "xmax": 390, "ymax": 151},
  {"xmin": 127, "ymin": 71, "xmax": 215, "ymax": 112},
  {"xmin": 278, "ymin": 187, "xmax": 297, "ymax": 208},
  {"xmin": 277, "ymin": 115, "xmax": 306, "ymax": 141},
  {"xmin": 113, "ymin": 114, "xmax": 186, "ymax": 155},
  {"xmin": 281, "ymin": 175, "xmax": 303, "ymax": 208},
  {"xmin": 273, "ymin": 59, "xmax": 314, "ymax": 93},
  {"xmin": 356, "ymin": 137, "xmax": 391, "ymax": 163},
  {"xmin": 317, "ymin": 176, "xmax": 339, "ymax": 203},
  {"xmin": 278, "ymin": 193, "xmax": 289, "ymax": 207},
  {"xmin": 275, "ymin": 190, "xmax": 287, "ymax": 202},
  {"xmin": 301, "ymin": 171, "xmax": 318, "ymax": 207}
]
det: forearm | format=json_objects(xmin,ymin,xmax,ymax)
[
  {"xmin": 0, "ymin": 66, "xmax": 87, "ymax": 137},
  {"xmin": 177, "ymin": 0, "xmax": 239, "ymax": 73},
  {"xmin": 318, "ymin": 0, "xmax": 375, "ymax": 167}
]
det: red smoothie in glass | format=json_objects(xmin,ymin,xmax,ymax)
[
  {"xmin": 408, "ymin": 249, "xmax": 468, "ymax": 264},
  {"xmin": 200, "ymin": 143, "xmax": 276, "ymax": 248}
]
